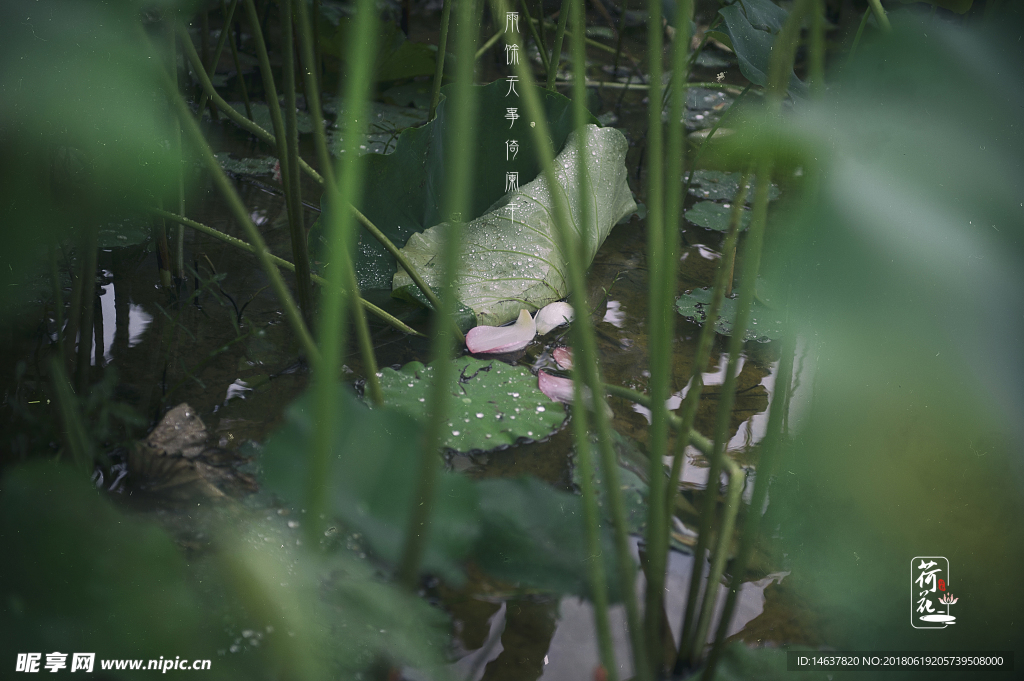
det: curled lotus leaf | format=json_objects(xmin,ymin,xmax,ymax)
[{"xmin": 393, "ymin": 125, "xmax": 636, "ymax": 326}]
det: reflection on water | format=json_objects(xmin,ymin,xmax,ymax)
[
  {"xmin": 603, "ymin": 299, "xmax": 625, "ymax": 328},
  {"xmin": 91, "ymin": 274, "xmax": 153, "ymax": 366},
  {"xmin": 450, "ymin": 538, "xmax": 786, "ymax": 681}
]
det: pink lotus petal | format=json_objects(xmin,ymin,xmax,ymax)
[
  {"xmin": 535, "ymin": 301, "xmax": 574, "ymax": 335},
  {"xmin": 538, "ymin": 370, "xmax": 614, "ymax": 418},
  {"xmin": 553, "ymin": 346, "xmax": 574, "ymax": 370},
  {"xmin": 466, "ymin": 309, "xmax": 536, "ymax": 354},
  {"xmin": 538, "ymin": 370, "xmax": 575, "ymax": 404}
]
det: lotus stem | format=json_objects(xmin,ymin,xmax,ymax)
[
  {"xmin": 642, "ymin": 0, "xmax": 672, "ymax": 663},
  {"xmin": 546, "ymin": 0, "xmax": 570, "ymax": 89},
  {"xmin": 867, "ymin": 0, "xmax": 891, "ymax": 32},
  {"xmin": 429, "ymin": 0, "xmax": 453, "ymax": 119},
  {"xmin": 570, "ymin": 0, "xmax": 616, "ymax": 675},
  {"xmin": 197, "ymin": 0, "xmax": 240, "ymax": 120},
  {"xmin": 178, "ymin": 34, "xmax": 457, "ymax": 342},
  {"xmin": 152, "ymin": 42, "xmax": 321, "ymax": 366},
  {"xmin": 676, "ymin": 0, "xmax": 811, "ymax": 668},
  {"xmin": 665, "ymin": 171, "xmax": 750, "ymax": 521},
  {"xmin": 702, "ymin": 329, "xmax": 795, "ymax": 680},
  {"xmin": 399, "ymin": 0, "xmax": 480, "ymax": 589},
  {"xmin": 519, "ymin": 0, "xmax": 550, "ymax": 75},
  {"xmin": 280, "ymin": 0, "xmax": 315, "ymax": 321},
  {"xmin": 303, "ymin": 0, "xmax": 382, "ymax": 544},
  {"xmin": 152, "ymin": 209, "xmax": 421, "ymax": 337},
  {"xmin": 686, "ymin": 457, "xmax": 745, "ymax": 664},
  {"xmin": 493, "ymin": 0, "xmax": 647, "ymax": 676}
]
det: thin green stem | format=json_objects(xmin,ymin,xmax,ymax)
[
  {"xmin": 305, "ymin": 0, "xmax": 380, "ymax": 540},
  {"xmin": 679, "ymin": 84, "xmax": 753, "ymax": 204},
  {"xmin": 280, "ymin": 0, "xmax": 315, "ymax": 321},
  {"xmin": 197, "ymin": 0, "xmax": 240, "ymax": 120},
  {"xmin": 398, "ymin": 0, "xmax": 480, "ymax": 589},
  {"xmin": 74, "ymin": 223, "xmax": 98, "ymax": 394},
  {"xmin": 847, "ymin": 7, "xmax": 871, "ymax": 65},
  {"xmin": 651, "ymin": 6, "xmax": 693, "ymax": 661},
  {"xmin": 570, "ymin": 0, "xmax": 616, "ymax": 676},
  {"xmin": 223, "ymin": 0, "xmax": 254, "ymax": 120},
  {"xmin": 520, "ymin": 0, "xmax": 550, "ymax": 75},
  {"xmin": 152, "ymin": 43, "xmax": 321, "ymax": 365},
  {"xmin": 296, "ymin": 0, "xmax": 399, "ymax": 403},
  {"xmin": 602, "ymin": 383, "xmax": 713, "ymax": 455},
  {"xmin": 474, "ymin": 28, "xmax": 504, "ymax": 59},
  {"xmin": 665, "ymin": 171, "xmax": 750, "ymax": 523},
  {"xmin": 642, "ymin": 0, "xmax": 670, "ymax": 665},
  {"xmin": 50, "ymin": 357, "xmax": 93, "ymax": 472},
  {"xmin": 866, "ymin": 0, "xmax": 891, "ymax": 32},
  {"xmin": 178, "ymin": 39, "xmax": 458, "ymax": 342},
  {"xmin": 702, "ymin": 330, "xmax": 795, "ymax": 680},
  {"xmin": 239, "ymin": 0, "xmax": 294, "ymax": 209},
  {"xmin": 608, "ymin": 0, "xmax": 629, "ymax": 103},
  {"xmin": 170, "ymin": 19, "xmax": 186, "ymax": 282},
  {"xmin": 153, "ymin": 209, "xmax": 420, "ymax": 336},
  {"xmin": 688, "ymin": 457, "xmax": 744, "ymax": 663},
  {"xmin": 493, "ymin": 0, "xmax": 646, "ymax": 676},
  {"xmin": 676, "ymin": 0, "xmax": 811, "ymax": 667},
  {"xmin": 429, "ymin": 0, "xmax": 453, "ymax": 119},
  {"xmin": 546, "ymin": 0, "xmax": 570, "ymax": 89}
]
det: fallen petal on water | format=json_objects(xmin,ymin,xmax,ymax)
[
  {"xmin": 538, "ymin": 370, "xmax": 575, "ymax": 403},
  {"xmin": 553, "ymin": 346, "xmax": 574, "ymax": 370},
  {"xmin": 466, "ymin": 309, "xmax": 537, "ymax": 353},
  {"xmin": 535, "ymin": 301, "xmax": 574, "ymax": 335}
]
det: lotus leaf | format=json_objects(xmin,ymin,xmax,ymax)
[
  {"xmin": 675, "ymin": 287, "xmax": 785, "ymax": 342},
  {"xmin": 375, "ymin": 357, "xmax": 567, "ymax": 452},
  {"xmin": 392, "ymin": 125, "xmax": 636, "ymax": 326},
  {"xmin": 261, "ymin": 384, "xmax": 479, "ymax": 582},
  {"xmin": 471, "ymin": 477, "xmax": 623, "ymax": 601},
  {"xmin": 684, "ymin": 200, "xmax": 751, "ymax": 232},
  {"xmin": 718, "ymin": 0, "xmax": 807, "ymax": 97},
  {"xmin": 320, "ymin": 80, "xmax": 596, "ymax": 291},
  {"xmin": 687, "ymin": 169, "xmax": 779, "ymax": 203}
]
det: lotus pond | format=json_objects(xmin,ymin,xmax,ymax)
[{"xmin": 2, "ymin": 0, "xmax": 1023, "ymax": 680}]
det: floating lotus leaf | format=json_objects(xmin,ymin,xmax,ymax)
[
  {"xmin": 675, "ymin": 287, "xmax": 785, "ymax": 342},
  {"xmin": 687, "ymin": 170, "xmax": 780, "ymax": 203},
  {"xmin": 684, "ymin": 200, "xmax": 751, "ymax": 232},
  {"xmin": 375, "ymin": 356, "xmax": 567, "ymax": 452},
  {"xmin": 214, "ymin": 152, "xmax": 278, "ymax": 177}
]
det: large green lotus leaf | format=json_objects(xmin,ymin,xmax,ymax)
[
  {"xmin": 375, "ymin": 357, "xmax": 567, "ymax": 452},
  {"xmin": 719, "ymin": 0, "xmax": 807, "ymax": 97},
  {"xmin": 324, "ymin": 99, "xmax": 427, "ymax": 157},
  {"xmin": 471, "ymin": 477, "xmax": 624, "ymax": 602},
  {"xmin": 261, "ymin": 384, "xmax": 479, "ymax": 583},
  {"xmin": 675, "ymin": 287, "xmax": 785, "ymax": 342},
  {"xmin": 392, "ymin": 125, "xmax": 636, "ymax": 326},
  {"xmin": 332, "ymin": 80, "xmax": 595, "ymax": 291}
]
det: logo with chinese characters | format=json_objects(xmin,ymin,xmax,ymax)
[{"xmin": 911, "ymin": 556, "xmax": 959, "ymax": 629}]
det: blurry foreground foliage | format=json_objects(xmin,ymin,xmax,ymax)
[
  {"xmin": 728, "ymin": 9, "xmax": 1024, "ymax": 660},
  {"xmin": 1, "ymin": 0, "xmax": 1023, "ymax": 678}
]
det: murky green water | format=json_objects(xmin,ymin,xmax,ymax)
[{"xmin": 0, "ymin": 20, "xmax": 799, "ymax": 681}]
